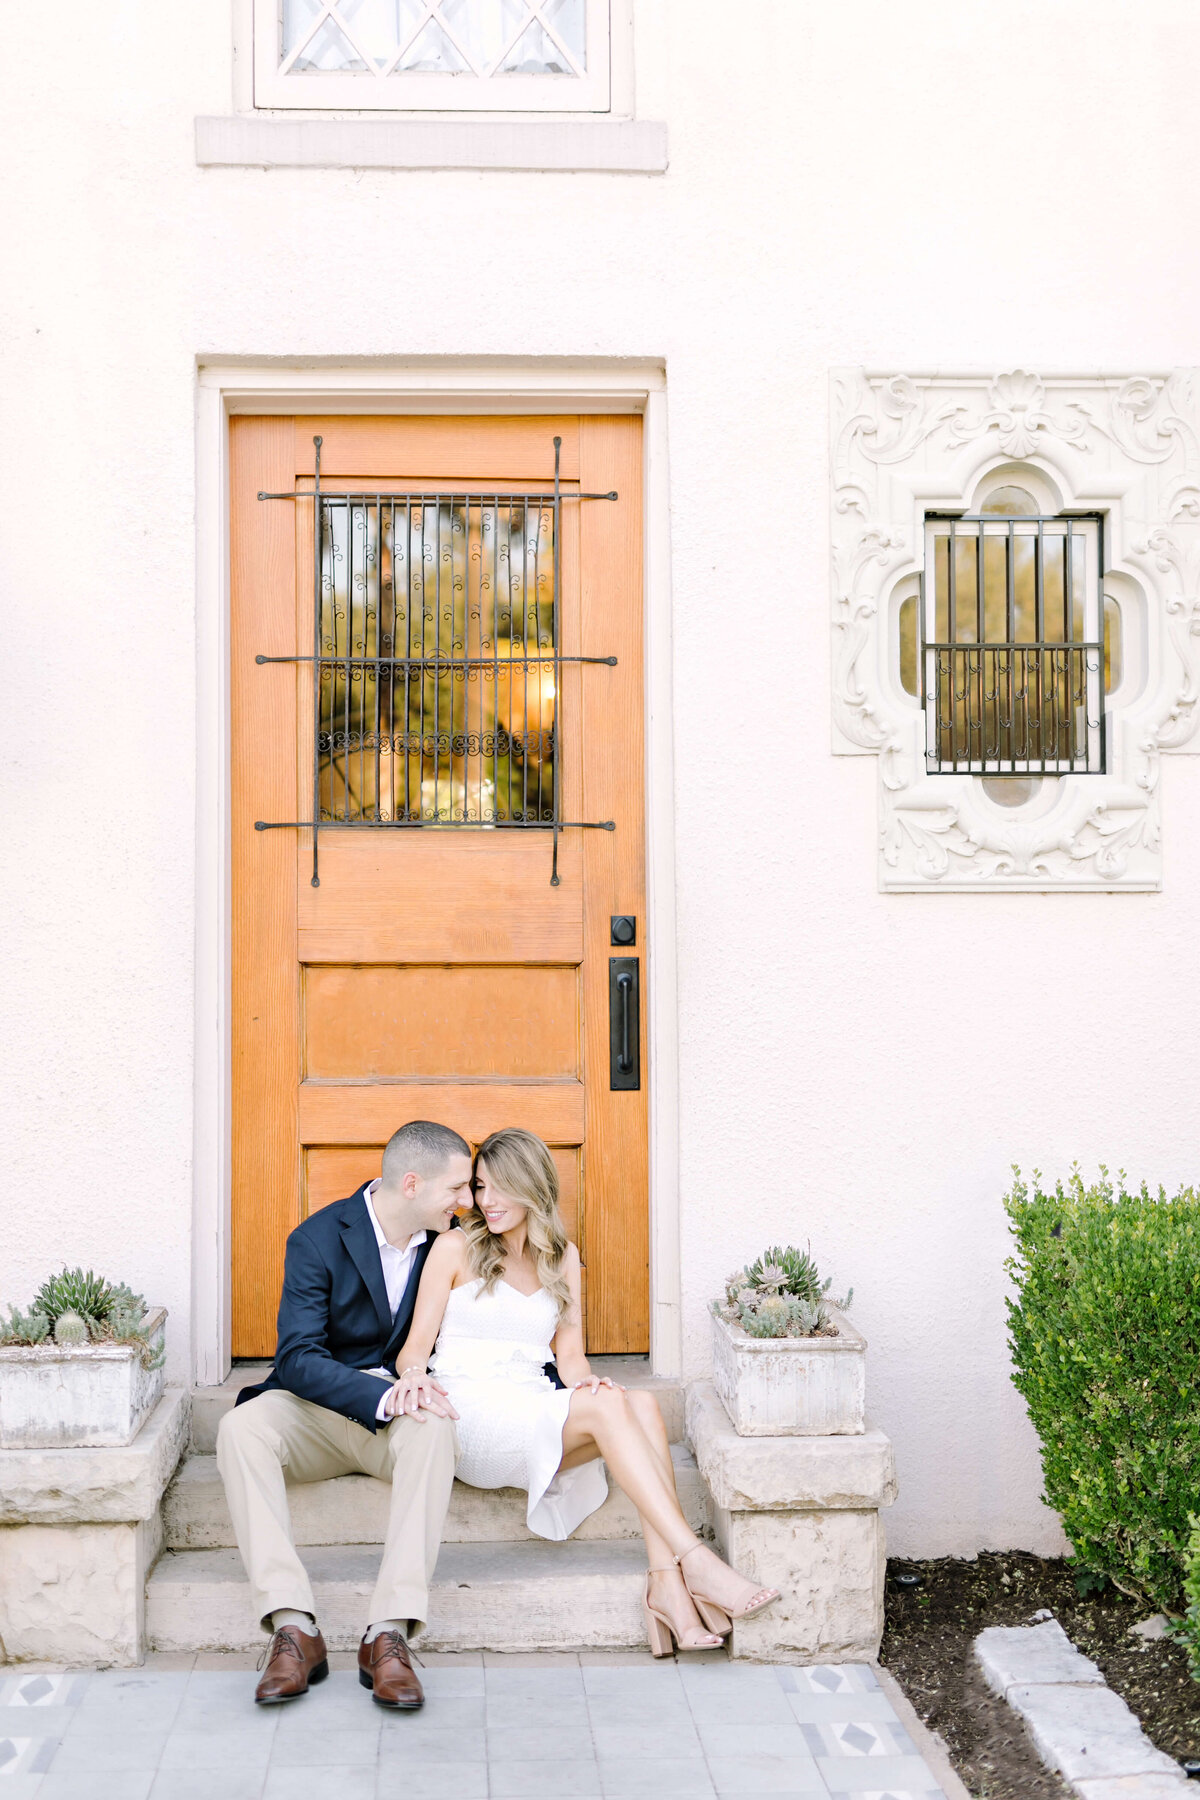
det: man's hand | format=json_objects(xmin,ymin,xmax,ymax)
[{"xmin": 382, "ymin": 1370, "xmax": 459, "ymax": 1422}]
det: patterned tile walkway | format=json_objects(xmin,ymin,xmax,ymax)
[{"xmin": 0, "ymin": 1655, "xmax": 952, "ymax": 1799}]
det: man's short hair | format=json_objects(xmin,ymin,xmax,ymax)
[{"xmin": 380, "ymin": 1119, "xmax": 471, "ymax": 1186}]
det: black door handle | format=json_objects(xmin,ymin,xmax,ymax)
[
  {"xmin": 617, "ymin": 973, "xmax": 633, "ymax": 1073},
  {"xmin": 609, "ymin": 957, "xmax": 640, "ymax": 1090}
]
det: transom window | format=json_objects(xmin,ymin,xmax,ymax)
[
  {"xmin": 254, "ymin": 0, "xmax": 612, "ymax": 110},
  {"xmin": 917, "ymin": 486, "xmax": 1107, "ymax": 776}
]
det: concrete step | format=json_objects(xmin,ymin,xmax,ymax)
[
  {"xmin": 164, "ymin": 1445, "xmax": 708, "ymax": 1549},
  {"xmin": 146, "ymin": 1539, "xmax": 651, "ymax": 1653},
  {"xmin": 190, "ymin": 1357, "xmax": 685, "ymax": 1452}
]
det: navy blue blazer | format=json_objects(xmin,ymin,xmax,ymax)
[{"xmin": 235, "ymin": 1184, "xmax": 436, "ymax": 1433}]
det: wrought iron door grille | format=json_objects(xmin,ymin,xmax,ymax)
[
  {"xmin": 922, "ymin": 514, "xmax": 1105, "ymax": 776},
  {"xmin": 315, "ymin": 491, "xmax": 560, "ymax": 828},
  {"xmin": 255, "ymin": 436, "xmax": 618, "ymax": 884}
]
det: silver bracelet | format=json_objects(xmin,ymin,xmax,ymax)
[{"xmin": 396, "ymin": 1365, "xmax": 427, "ymax": 1379}]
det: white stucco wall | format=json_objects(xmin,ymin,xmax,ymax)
[{"xmin": 4, "ymin": 0, "xmax": 1200, "ymax": 1557}]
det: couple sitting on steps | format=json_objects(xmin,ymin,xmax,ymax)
[{"xmin": 217, "ymin": 1119, "xmax": 779, "ymax": 1709}]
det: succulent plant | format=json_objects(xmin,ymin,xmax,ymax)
[
  {"xmin": 34, "ymin": 1268, "xmax": 115, "ymax": 1329},
  {"xmin": 2, "ymin": 1271, "xmax": 159, "ymax": 1362},
  {"xmin": 0, "ymin": 1306, "xmax": 51, "ymax": 1345},
  {"xmin": 745, "ymin": 1245, "xmax": 826, "ymax": 1304},
  {"xmin": 717, "ymin": 1242, "xmax": 852, "ymax": 1338},
  {"xmin": 723, "ymin": 1269, "xmax": 748, "ymax": 1307},
  {"xmin": 107, "ymin": 1283, "xmax": 146, "ymax": 1327}
]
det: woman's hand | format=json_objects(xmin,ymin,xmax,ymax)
[
  {"xmin": 572, "ymin": 1375, "xmax": 623, "ymax": 1395},
  {"xmin": 383, "ymin": 1369, "xmax": 459, "ymax": 1422}
]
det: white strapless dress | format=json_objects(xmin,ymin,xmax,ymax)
[{"xmin": 429, "ymin": 1277, "xmax": 608, "ymax": 1541}]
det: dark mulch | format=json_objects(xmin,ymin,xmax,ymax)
[{"xmin": 880, "ymin": 1551, "xmax": 1200, "ymax": 1800}]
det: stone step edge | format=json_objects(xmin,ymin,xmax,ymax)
[
  {"xmin": 974, "ymin": 1618, "xmax": 1189, "ymax": 1795},
  {"xmin": 147, "ymin": 1539, "xmax": 651, "ymax": 1654},
  {"xmin": 163, "ymin": 1444, "xmax": 707, "ymax": 1550}
]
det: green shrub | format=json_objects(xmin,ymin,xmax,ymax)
[
  {"xmin": 1005, "ymin": 1166, "xmax": 1200, "ymax": 1657},
  {"xmin": 1181, "ymin": 1516, "xmax": 1200, "ymax": 1680}
]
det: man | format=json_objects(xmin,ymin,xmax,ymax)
[{"xmin": 216, "ymin": 1119, "xmax": 472, "ymax": 1709}]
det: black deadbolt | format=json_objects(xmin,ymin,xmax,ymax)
[{"xmin": 610, "ymin": 915, "xmax": 636, "ymax": 946}]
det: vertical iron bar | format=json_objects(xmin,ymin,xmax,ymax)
[
  {"xmin": 507, "ymin": 502, "xmax": 515, "ymax": 828},
  {"xmin": 372, "ymin": 496, "xmax": 381, "ymax": 820},
  {"xmin": 359, "ymin": 501, "xmax": 367, "ymax": 817},
  {"xmin": 310, "ymin": 436, "xmax": 322, "ymax": 887},
  {"xmin": 977, "ymin": 523, "xmax": 985, "ymax": 766},
  {"xmin": 948, "ymin": 526, "xmax": 957, "ymax": 770},
  {"xmin": 1006, "ymin": 524, "xmax": 1015, "ymax": 770},
  {"xmin": 1065, "ymin": 523, "xmax": 1075, "ymax": 765},
  {"xmin": 520, "ymin": 496, "xmax": 529, "ymax": 830},
  {"xmin": 342, "ymin": 501, "xmax": 352, "ymax": 821},
  {"xmin": 433, "ymin": 495, "xmax": 441, "ymax": 822},
  {"xmin": 492, "ymin": 497, "xmax": 500, "ymax": 821},
  {"xmin": 420, "ymin": 500, "xmax": 428, "ymax": 820},
  {"xmin": 1098, "ymin": 514, "xmax": 1106, "ymax": 774},
  {"xmin": 948, "ymin": 523, "xmax": 957, "ymax": 643},
  {"xmin": 552, "ymin": 440, "xmax": 563, "ymax": 883},
  {"xmin": 402, "ymin": 498, "xmax": 412, "ymax": 818},
  {"xmin": 1036, "ymin": 521, "xmax": 1045, "ymax": 773}
]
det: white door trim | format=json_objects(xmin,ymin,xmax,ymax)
[{"xmin": 193, "ymin": 359, "xmax": 680, "ymax": 1384}]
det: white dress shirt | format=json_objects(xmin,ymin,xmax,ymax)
[{"xmin": 362, "ymin": 1180, "xmax": 427, "ymax": 1420}]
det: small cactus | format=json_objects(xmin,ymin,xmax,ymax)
[{"xmin": 53, "ymin": 1310, "xmax": 89, "ymax": 1346}]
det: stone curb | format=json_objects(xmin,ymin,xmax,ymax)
[
  {"xmin": 874, "ymin": 1662, "xmax": 974, "ymax": 1800},
  {"xmin": 974, "ymin": 1618, "xmax": 1189, "ymax": 1797}
]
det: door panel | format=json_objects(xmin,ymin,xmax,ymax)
[
  {"xmin": 304, "ymin": 967, "xmax": 580, "ymax": 1079},
  {"xmin": 231, "ymin": 414, "xmax": 646, "ymax": 1356}
]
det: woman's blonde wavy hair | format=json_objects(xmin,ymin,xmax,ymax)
[{"xmin": 460, "ymin": 1127, "xmax": 572, "ymax": 1320}]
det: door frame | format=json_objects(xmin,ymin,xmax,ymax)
[{"xmin": 194, "ymin": 359, "xmax": 680, "ymax": 1385}]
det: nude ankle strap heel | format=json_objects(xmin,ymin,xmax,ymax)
[
  {"xmin": 674, "ymin": 1543, "xmax": 780, "ymax": 1629},
  {"xmin": 643, "ymin": 1569, "xmax": 724, "ymax": 1657}
]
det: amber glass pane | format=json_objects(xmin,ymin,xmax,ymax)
[
  {"xmin": 317, "ymin": 496, "xmax": 556, "ymax": 826},
  {"xmin": 898, "ymin": 593, "xmax": 918, "ymax": 696},
  {"xmin": 980, "ymin": 485, "xmax": 1038, "ymax": 517},
  {"xmin": 1104, "ymin": 596, "xmax": 1122, "ymax": 693}
]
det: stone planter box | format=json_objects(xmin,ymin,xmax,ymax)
[
  {"xmin": 711, "ymin": 1304, "xmax": 865, "ymax": 1436},
  {"xmin": 0, "ymin": 1309, "xmax": 166, "ymax": 1448}
]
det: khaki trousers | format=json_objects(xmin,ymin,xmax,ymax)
[{"xmin": 215, "ymin": 1389, "xmax": 458, "ymax": 1637}]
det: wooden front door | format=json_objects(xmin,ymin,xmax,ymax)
[{"xmin": 230, "ymin": 415, "xmax": 647, "ymax": 1357}]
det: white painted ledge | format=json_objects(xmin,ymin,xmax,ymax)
[{"xmin": 195, "ymin": 115, "xmax": 668, "ymax": 173}]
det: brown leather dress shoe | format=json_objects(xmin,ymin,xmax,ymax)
[
  {"xmin": 358, "ymin": 1629, "xmax": 424, "ymax": 1708},
  {"xmin": 254, "ymin": 1626, "xmax": 329, "ymax": 1703}
]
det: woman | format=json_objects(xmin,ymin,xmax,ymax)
[{"xmin": 386, "ymin": 1126, "xmax": 779, "ymax": 1655}]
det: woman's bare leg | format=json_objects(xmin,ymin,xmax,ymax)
[
  {"xmin": 559, "ymin": 1387, "xmax": 776, "ymax": 1620},
  {"xmin": 624, "ymin": 1390, "xmax": 719, "ymax": 1647},
  {"xmin": 559, "ymin": 1386, "xmax": 697, "ymax": 1553}
]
